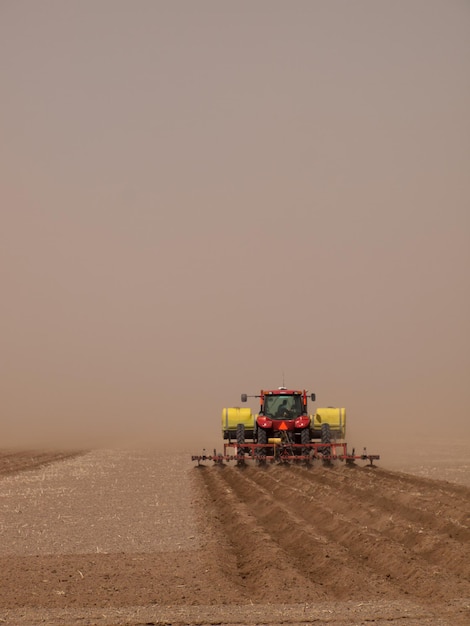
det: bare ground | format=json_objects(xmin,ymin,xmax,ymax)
[{"xmin": 0, "ymin": 449, "xmax": 469, "ymax": 625}]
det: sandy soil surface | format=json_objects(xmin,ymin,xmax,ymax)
[{"xmin": 0, "ymin": 448, "xmax": 469, "ymax": 625}]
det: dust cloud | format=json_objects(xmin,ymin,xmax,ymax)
[{"xmin": 1, "ymin": 2, "xmax": 469, "ymax": 461}]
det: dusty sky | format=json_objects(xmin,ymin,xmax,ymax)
[{"xmin": 1, "ymin": 1, "xmax": 469, "ymax": 454}]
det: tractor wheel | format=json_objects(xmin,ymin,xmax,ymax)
[
  {"xmin": 321, "ymin": 423, "xmax": 331, "ymax": 455},
  {"xmin": 321, "ymin": 423, "xmax": 331, "ymax": 444},
  {"xmin": 236, "ymin": 423, "xmax": 245, "ymax": 446},
  {"xmin": 257, "ymin": 427, "xmax": 267, "ymax": 461},
  {"xmin": 301, "ymin": 427, "xmax": 311, "ymax": 456}
]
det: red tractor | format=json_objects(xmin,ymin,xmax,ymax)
[
  {"xmin": 242, "ymin": 387, "xmax": 317, "ymax": 452},
  {"xmin": 221, "ymin": 387, "xmax": 346, "ymax": 458}
]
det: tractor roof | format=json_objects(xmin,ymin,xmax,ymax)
[{"xmin": 262, "ymin": 388, "xmax": 304, "ymax": 396}]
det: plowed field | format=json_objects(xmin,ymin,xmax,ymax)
[{"xmin": 0, "ymin": 450, "xmax": 469, "ymax": 625}]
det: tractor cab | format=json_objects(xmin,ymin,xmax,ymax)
[
  {"xmin": 262, "ymin": 393, "xmax": 303, "ymax": 419},
  {"xmin": 259, "ymin": 387, "xmax": 315, "ymax": 422}
]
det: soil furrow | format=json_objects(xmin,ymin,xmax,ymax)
[
  {"xmin": 0, "ymin": 451, "xmax": 84, "ymax": 477},
  {"xmin": 220, "ymin": 466, "xmax": 397, "ymax": 600},
  {"xmin": 213, "ymin": 464, "xmax": 470, "ymax": 603},
  {"xmin": 351, "ymin": 465, "xmax": 470, "ymax": 515},
  {"xmin": 285, "ymin": 464, "xmax": 470, "ymax": 579},
  {"xmin": 197, "ymin": 465, "xmax": 325, "ymax": 603}
]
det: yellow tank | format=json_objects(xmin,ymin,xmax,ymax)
[
  {"xmin": 312, "ymin": 407, "xmax": 346, "ymax": 440},
  {"xmin": 221, "ymin": 407, "xmax": 255, "ymax": 434}
]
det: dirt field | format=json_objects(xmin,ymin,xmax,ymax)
[{"xmin": 0, "ymin": 448, "xmax": 469, "ymax": 625}]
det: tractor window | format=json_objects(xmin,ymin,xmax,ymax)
[{"xmin": 264, "ymin": 395, "xmax": 302, "ymax": 418}]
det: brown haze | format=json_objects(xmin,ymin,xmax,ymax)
[{"xmin": 1, "ymin": 1, "xmax": 469, "ymax": 462}]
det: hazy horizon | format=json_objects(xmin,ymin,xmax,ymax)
[{"xmin": 1, "ymin": 1, "xmax": 469, "ymax": 456}]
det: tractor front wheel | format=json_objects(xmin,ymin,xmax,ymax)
[
  {"xmin": 321, "ymin": 423, "xmax": 331, "ymax": 456},
  {"xmin": 236, "ymin": 423, "xmax": 246, "ymax": 458},
  {"xmin": 301, "ymin": 427, "xmax": 311, "ymax": 457},
  {"xmin": 236, "ymin": 423, "xmax": 245, "ymax": 446},
  {"xmin": 321, "ymin": 423, "xmax": 331, "ymax": 444},
  {"xmin": 257, "ymin": 427, "xmax": 267, "ymax": 462}
]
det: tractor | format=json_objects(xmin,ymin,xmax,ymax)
[{"xmin": 222, "ymin": 387, "xmax": 346, "ymax": 459}]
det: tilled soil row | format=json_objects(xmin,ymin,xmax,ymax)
[
  {"xmin": 196, "ymin": 462, "xmax": 470, "ymax": 607},
  {"xmin": 0, "ymin": 450, "xmax": 83, "ymax": 476}
]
